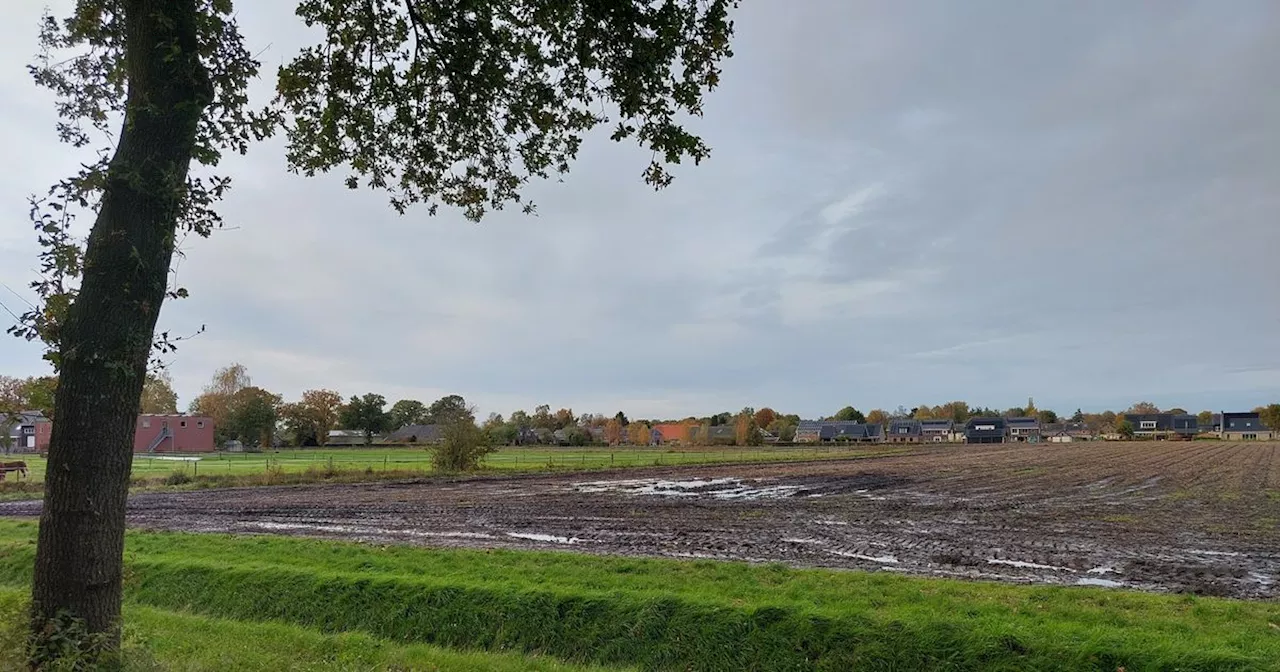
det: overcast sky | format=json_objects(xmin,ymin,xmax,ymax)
[{"xmin": 2, "ymin": 1, "xmax": 1278, "ymax": 419}]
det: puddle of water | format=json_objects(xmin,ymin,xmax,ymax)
[
  {"xmin": 572, "ymin": 477, "xmax": 801, "ymax": 501},
  {"xmin": 987, "ymin": 558, "xmax": 1074, "ymax": 572},
  {"xmin": 1075, "ymin": 577, "xmax": 1124, "ymax": 588},
  {"xmin": 1087, "ymin": 566, "xmax": 1118, "ymax": 575},
  {"xmin": 826, "ymin": 549, "xmax": 899, "ymax": 564},
  {"xmin": 248, "ymin": 521, "xmax": 495, "ymax": 540},
  {"xmin": 506, "ymin": 532, "xmax": 578, "ymax": 544}
]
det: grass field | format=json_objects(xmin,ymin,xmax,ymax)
[
  {"xmin": 0, "ymin": 588, "xmax": 623, "ymax": 671},
  {"xmin": 0, "ymin": 519, "xmax": 1276, "ymax": 671},
  {"xmin": 4, "ymin": 443, "xmax": 899, "ymax": 484}
]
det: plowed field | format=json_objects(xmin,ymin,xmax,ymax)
[{"xmin": 4, "ymin": 441, "xmax": 1277, "ymax": 598}]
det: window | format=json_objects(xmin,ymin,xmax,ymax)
[
  {"xmin": 1139, "ymin": 421, "xmax": 1157, "ymax": 429},
  {"xmin": 1244, "ymin": 433, "xmax": 1257, "ymax": 440},
  {"xmin": 180, "ymin": 420, "xmax": 187, "ymax": 428},
  {"xmin": 197, "ymin": 420, "xmax": 204, "ymax": 428},
  {"xmin": 142, "ymin": 418, "xmax": 151, "ymax": 428},
  {"xmin": 975, "ymin": 424, "xmax": 995, "ymax": 431}
]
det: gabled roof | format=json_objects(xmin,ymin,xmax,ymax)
[
  {"xmin": 384, "ymin": 424, "xmax": 443, "ymax": 443},
  {"xmin": 887, "ymin": 419, "xmax": 922, "ymax": 435},
  {"xmin": 919, "ymin": 419, "xmax": 953, "ymax": 431},
  {"xmin": 1006, "ymin": 417, "xmax": 1039, "ymax": 428}
]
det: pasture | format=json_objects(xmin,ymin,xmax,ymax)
[{"xmin": 3, "ymin": 443, "xmax": 901, "ymax": 484}]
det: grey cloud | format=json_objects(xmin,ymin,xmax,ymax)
[{"xmin": 2, "ymin": 0, "xmax": 1279, "ymax": 419}]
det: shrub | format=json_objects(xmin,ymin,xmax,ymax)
[
  {"xmin": 162, "ymin": 471, "xmax": 192, "ymax": 486},
  {"xmin": 431, "ymin": 420, "xmax": 494, "ymax": 472}
]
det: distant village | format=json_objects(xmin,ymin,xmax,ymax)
[
  {"xmin": 5, "ymin": 368, "xmax": 1278, "ymax": 454},
  {"xmin": 5, "ymin": 404, "xmax": 1276, "ymax": 455}
]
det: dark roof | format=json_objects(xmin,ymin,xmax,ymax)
[
  {"xmin": 920, "ymin": 419, "xmax": 954, "ymax": 431},
  {"xmin": 384, "ymin": 424, "xmax": 443, "ymax": 443},
  {"xmin": 965, "ymin": 417, "xmax": 1006, "ymax": 438},
  {"xmin": 887, "ymin": 419, "xmax": 922, "ymax": 436},
  {"xmin": 818, "ymin": 422, "xmax": 881, "ymax": 440},
  {"xmin": 1222, "ymin": 412, "xmax": 1264, "ymax": 432},
  {"xmin": 1006, "ymin": 417, "xmax": 1039, "ymax": 428}
]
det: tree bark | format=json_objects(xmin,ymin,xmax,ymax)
[{"xmin": 30, "ymin": 0, "xmax": 211, "ymax": 661}]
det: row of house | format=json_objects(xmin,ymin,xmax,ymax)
[
  {"xmin": 4, "ymin": 412, "xmax": 216, "ymax": 454},
  {"xmin": 790, "ymin": 411, "xmax": 1275, "ymax": 445}
]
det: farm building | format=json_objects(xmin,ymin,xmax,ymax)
[
  {"xmin": 885, "ymin": 419, "xmax": 922, "ymax": 443},
  {"xmin": 964, "ymin": 417, "xmax": 1006, "ymax": 444},
  {"xmin": 795, "ymin": 420, "xmax": 882, "ymax": 443},
  {"xmin": 1006, "ymin": 417, "xmax": 1042, "ymax": 443},
  {"xmin": 1123, "ymin": 413, "xmax": 1198, "ymax": 439},
  {"xmin": 326, "ymin": 429, "xmax": 369, "ymax": 446},
  {"xmin": 919, "ymin": 419, "xmax": 954, "ymax": 443},
  {"xmin": 135, "ymin": 414, "xmax": 215, "ymax": 453},
  {"xmin": 793, "ymin": 420, "xmax": 823, "ymax": 443},
  {"xmin": 1220, "ymin": 412, "xmax": 1274, "ymax": 440},
  {"xmin": 383, "ymin": 424, "xmax": 444, "ymax": 444},
  {"xmin": 4, "ymin": 411, "xmax": 51, "ymax": 453},
  {"xmin": 1043, "ymin": 422, "xmax": 1094, "ymax": 443}
]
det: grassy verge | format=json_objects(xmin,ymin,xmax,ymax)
[
  {"xmin": 0, "ymin": 444, "xmax": 906, "ymax": 501},
  {"xmin": 0, "ymin": 520, "xmax": 1276, "ymax": 671},
  {"xmin": 0, "ymin": 587, "xmax": 624, "ymax": 671}
]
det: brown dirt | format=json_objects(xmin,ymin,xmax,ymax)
[{"xmin": 3, "ymin": 441, "xmax": 1278, "ymax": 598}]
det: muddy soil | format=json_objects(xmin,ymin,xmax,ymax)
[{"xmin": 3, "ymin": 442, "xmax": 1277, "ymax": 599}]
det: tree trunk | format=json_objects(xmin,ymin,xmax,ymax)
[{"xmin": 30, "ymin": 0, "xmax": 211, "ymax": 662}]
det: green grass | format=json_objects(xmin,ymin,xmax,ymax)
[
  {"xmin": 0, "ymin": 444, "xmax": 901, "ymax": 499},
  {"xmin": 0, "ymin": 520, "xmax": 1276, "ymax": 671},
  {"xmin": 0, "ymin": 588, "xmax": 624, "ymax": 671}
]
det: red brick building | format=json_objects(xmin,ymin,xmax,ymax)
[{"xmin": 133, "ymin": 414, "xmax": 216, "ymax": 453}]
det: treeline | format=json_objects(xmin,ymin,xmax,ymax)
[{"xmin": 8, "ymin": 366, "xmax": 1279, "ymax": 449}]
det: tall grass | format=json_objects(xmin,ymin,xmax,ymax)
[
  {"xmin": 0, "ymin": 588, "xmax": 622, "ymax": 671},
  {"xmin": 0, "ymin": 520, "xmax": 1276, "ymax": 671}
]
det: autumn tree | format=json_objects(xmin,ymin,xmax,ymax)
[
  {"xmin": 832, "ymin": 406, "xmax": 865, "ymax": 423},
  {"xmin": 1125, "ymin": 401, "xmax": 1161, "ymax": 415},
  {"xmin": 189, "ymin": 363, "xmax": 252, "ymax": 436},
  {"xmin": 280, "ymin": 389, "xmax": 343, "ymax": 446},
  {"xmin": 1197, "ymin": 410, "xmax": 1214, "ymax": 426},
  {"xmin": 340, "ymin": 394, "xmax": 392, "ymax": 445},
  {"xmin": 1117, "ymin": 419, "xmax": 1135, "ymax": 439},
  {"xmin": 12, "ymin": 0, "xmax": 738, "ymax": 658},
  {"xmin": 532, "ymin": 404, "xmax": 555, "ymax": 430},
  {"xmin": 627, "ymin": 422, "xmax": 653, "ymax": 445},
  {"xmin": 426, "ymin": 395, "xmax": 474, "ymax": 426},
  {"xmin": 938, "ymin": 401, "xmax": 970, "ymax": 424},
  {"xmin": 1258, "ymin": 404, "xmax": 1280, "ymax": 431},
  {"xmin": 138, "ymin": 372, "xmax": 179, "ymax": 415},
  {"xmin": 20, "ymin": 376, "xmax": 59, "ymax": 420},
  {"xmin": 767, "ymin": 418, "xmax": 797, "ymax": 442},
  {"xmin": 733, "ymin": 409, "xmax": 762, "ymax": 446},
  {"xmin": 753, "ymin": 407, "xmax": 777, "ymax": 430},
  {"xmin": 0, "ymin": 376, "xmax": 26, "ymax": 453},
  {"xmin": 865, "ymin": 409, "xmax": 888, "ymax": 426},
  {"xmin": 554, "ymin": 408, "xmax": 576, "ymax": 430},
  {"xmin": 604, "ymin": 418, "xmax": 623, "ymax": 445},
  {"xmin": 223, "ymin": 387, "xmax": 282, "ymax": 447},
  {"xmin": 389, "ymin": 399, "xmax": 429, "ymax": 428}
]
